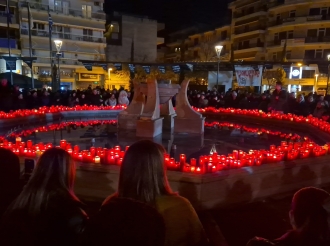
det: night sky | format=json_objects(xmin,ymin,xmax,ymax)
[{"xmin": 103, "ymin": 0, "xmax": 231, "ymax": 32}]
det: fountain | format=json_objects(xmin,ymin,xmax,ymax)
[{"xmin": 117, "ymin": 78, "xmax": 204, "ymax": 138}]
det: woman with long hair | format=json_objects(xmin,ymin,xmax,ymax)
[
  {"xmin": 102, "ymin": 140, "xmax": 208, "ymax": 246},
  {"xmin": 247, "ymin": 187, "xmax": 330, "ymax": 246},
  {"xmin": 0, "ymin": 148, "xmax": 87, "ymax": 246}
]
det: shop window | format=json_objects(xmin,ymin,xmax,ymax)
[{"xmin": 302, "ymin": 70, "xmax": 315, "ymax": 78}]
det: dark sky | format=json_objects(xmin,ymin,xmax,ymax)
[{"xmin": 103, "ymin": 0, "xmax": 231, "ymax": 32}]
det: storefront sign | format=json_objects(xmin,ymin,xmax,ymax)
[
  {"xmin": 234, "ymin": 65, "xmax": 263, "ymax": 86},
  {"xmin": 290, "ymin": 66, "xmax": 301, "ymax": 79},
  {"xmin": 317, "ymin": 77, "xmax": 328, "ymax": 86},
  {"xmin": 80, "ymin": 73, "xmax": 98, "ymax": 80},
  {"xmin": 289, "ymin": 79, "xmax": 314, "ymax": 85}
]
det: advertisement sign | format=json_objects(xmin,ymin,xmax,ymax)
[
  {"xmin": 291, "ymin": 66, "xmax": 301, "ymax": 79},
  {"xmin": 234, "ymin": 65, "xmax": 263, "ymax": 87},
  {"xmin": 80, "ymin": 73, "xmax": 98, "ymax": 80}
]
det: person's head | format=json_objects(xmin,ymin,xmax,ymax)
[
  {"xmin": 72, "ymin": 92, "xmax": 76, "ymax": 97},
  {"xmin": 290, "ymin": 92, "xmax": 296, "ymax": 98},
  {"xmin": 275, "ymin": 81, "xmax": 282, "ymax": 91},
  {"xmin": 261, "ymin": 93, "xmax": 266, "ymax": 100},
  {"xmin": 110, "ymin": 94, "xmax": 115, "ymax": 99},
  {"xmin": 81, "ymin": 94, "xmax": 85, "ymax": 99},
  {"xmin": 10, "ymin": 148, "xmax": 78, "ymax": 215},
  {"xmin": 32, "ymin": 91, "xmax": 37, "ymax": 97},
  {"xmin": 18, "ymin": 94, "xmax": 23, "ymax": 100},
  {"xmin": 127, "ymin": 91, "xmax": 131, "ymax": 97},
  {"xmin": 93, "ymin": 89, "xmax": 98, "ymax": 95},
  {"xmin": 196, "ymin": 93, "xmax": 200, "ymax": 98},
  {"xmin": 119, "ymin": 90, "xmax": 128, "ymax": 98},
  {"xmin": 0, "ymin": 148, "xmax": 20, "ymax": 192},
  {"xmin": 200, "ymin": 95, "xmax": 205, "ymax": 100},
  {"xmin": 308, "ymin": 96, "xmax": 314, "ymax": 103},
  {"xmin": 87, "ymin": 197, "xmax": 165, "ymax": 246},
  {"xmin": 320, "ymin": 96, "xmax": 325, "ymax": 101},
  {"xmin": 298, "ymin": 94, "xmax": 304, "ymax": 103},
  {"xmin": 289, "ymin": 187, "xmax": 330, "ymax": 242},
  {"xmin": 232, "ymin": 91, "xmax": 237, "ymax": 98},
  {"xmin": 118, "ymin": 140, "xmax": 172, "ymax": 205},
  {"xmin": 1, "ymin": 78, "xmax": 7, "ymax": 87}
]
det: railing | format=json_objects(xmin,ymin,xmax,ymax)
[
  {"xmin": 21, "ymin": 29, "xmax": 105, "ymax": 43},
  {"xmin": 19, "ymin": 0, "xmax": 105, "ymax": 20},
  {"xmin": 305, "ymin": 36, "xmax": 330, "ymax": 43},
  {"xmin": 234, "ymin": 43, "xmax": 264, "ymax": 51},
  {"xmin": 35, "ymin": 57, "xmax": 82, "ymax": 66},
  {"xmin": 269, "ymin": 15, "xmax": 330, "ymax": 27},
  {"xmin": 234, "ymin": 25, "xmax": 266, "ymax": 35},
  {"xmin": 233, "ymin": 6, "xmax": 267, "ymax": 19}
]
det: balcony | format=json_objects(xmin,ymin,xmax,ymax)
[
  {"xmin": 233, "ymin": 6, "xmax": 267, "ymax": 19},
  {"xmin": 235, "ymin": 25, "xmax": 266, "ymax": 36},
  {"xmin": 0, "ymin": 38, "xmax": 21, "ymax": 54},
  {"xmin": 305, "ymin": 36, "xmax": 330, "ymax": 43},
  {"xmin": 19, "ymin": 0, "xmax": 105, "ymax": 21},
  {"xmin": 21, "ymin": 29, "xmax": 105, "ymax": 44},
  {"xmin": 267, "ymin": 38, "xmax": 306, "ymax": 47},
  {"xmin": 269, "ymin": 15, "xmax": 330, "ymax": 29},
  {"xmin": 234, "ymin": 43, "xmax": 264, "ymax": 53},
  {"xmin": 34, "ymin": 57, "xmax": 82, "ymax": 67}
]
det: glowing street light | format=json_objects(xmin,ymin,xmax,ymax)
[
  {"xmin": 54, "ymin": 40, "xmax": 63, "ymax": 91},
  {"xmin": 214, "ymin": 45, "xmax": 223, "ymax": 91}
]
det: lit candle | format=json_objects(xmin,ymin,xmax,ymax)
[
  {"xmin": 60, "ymin": 140, "xmax": 67, "ymax": 149},
  {"xmin": 94, "ymin": 156, "xmax": 101, "ymax": 164}
]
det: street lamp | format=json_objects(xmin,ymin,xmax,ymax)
[
  {"xmin": 108, "ymin": 68, "xmax": 112, "ymax": 89},
  {"xmin": 215, "ymin": 45, "xmax": 223, "ymax": 91},
  {"xmin": 54, "ymin": 40, "xmax": 63, "ymax": 91}
]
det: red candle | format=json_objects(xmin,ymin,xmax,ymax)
[{"xmin": 60, "ymin": 140, "xmax": 67, "ymax": 149}]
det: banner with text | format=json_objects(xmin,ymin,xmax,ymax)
[{"xmin": 234, "ymin": 65, "xmax": 263, "ymax": 87}]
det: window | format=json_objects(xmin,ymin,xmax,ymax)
[
  {"xmin": 194, "ymin": 38, "xmax": 198, "ymax": 46},
  {"xmin": 307, "ymin": 29, "xmax": 317, "ymax": 37},
  {"xmin": 63, "ymin": 2, "xmax": 69, "ymax": 15},
  {"xmin": 289, "ymin": 10, "xmax": 296, "ymax": 18},
  {"xmin": 193, "ymin": 50, "xmax": 199, "ymax": 58},
  {"xmin": 315, "ymin": 49, "xmax": 323, "ymax": 58},
  {"xmin": 49, "ymin": 0, "xmax": 54, "ymax": 11},
  {"xmin": 221, "ymin": 30, "xmax": 227, "ymax": 40},
  {"xmin": 109, "ymin": 22, "xmax": 119, "ymax": 40},
  {"xmin": 55, "ymin": 0, "xmax": 62, "ymax": 12},
  {"xmin": 82, "ymin": 5, "xmax": 92, "ymax": 18},
  {"xmin": 83, "ymin": 29, "xmax": 93, "ymax": 41},
  {"xmin": 318, "ymin": 28, "xmax": 325, "ymax": 37},
  {"xmin": 304, "ymin": 50, "xmax": 315, "ymax": 59},
  {"xmin": 321, "ymin": 7, "xmax": 328, "ymax": 16},
  {"xmin": 33, "ymin": 23, "xmax": 45, "ymax": 30},
  {"xmin": 287, "ymin": 31, "xmax": 293, "ymax": 39},
  {"xmin": 302, "ymin": 70, "xmax": 315, "ymax": 78},
  {"xmin": 309, "ymin": 8, "xmax": 320, "ymax": 15},
  {"xmin": 272, "ymin": 52, "xmax": 277, "ymax": 61},
  {"xmin": 286, "ymin": 51, "xmax": 291, "ymax": 59},
  {"xmin": 274, "ymin": 33, "xmax": 279, "ymax": 42},
  {"xmin": 94, "ymin": 2, "xmax": 100, "ymax": 6}
]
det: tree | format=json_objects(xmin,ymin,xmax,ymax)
[
  {"xmin": 199, "ymin": 41, "xmax": 215, "ymax": 61},
  {"xmin": 263, "ymin": 67, "xmax": 287, "ymax": 89}
]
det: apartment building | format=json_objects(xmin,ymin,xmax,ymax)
[
  {"xmin": 0, "ymin": 0, "xmax": 22, "ymax": 74},
  {"xmin": 266, "ymin": 0, "xmax": 330, "ymax": 92},
  {"xmin": 229, "ymin": 0, "xmax": 268, "ymax": 61},
  {"xmin": 18, "ymin": 0, "xmax": 106, "ymax": 90},
  {"xmin": 165, "ymin": 25, "xmax": 231, "ymax": 62},
  {"xmin": 164, "ymin": 0, "xmax": 330, "ymax": 93}
]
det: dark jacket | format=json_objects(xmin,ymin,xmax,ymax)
[
  {"xmin": 269, "ymin": 89, "xmax": 287, "ymax": 112},
  {"xmin": 0, "ymin": 198, "xmax": 87, "ymax": 246}
]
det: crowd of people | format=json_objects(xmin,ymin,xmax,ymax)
[
  {"xmin": 1, "ymin": 78, "xmax": 330, "ymax": 123},
  {"xmin": 188, "ymin": 82, "xmax": 330, "ymax": 121},
  {"xmin": 0, "ymin": 79, "xmax": 132, "ymax": 112},
  {"xmin": 0, "ymin": 141, "xmax": 329, "ymax": 246}
]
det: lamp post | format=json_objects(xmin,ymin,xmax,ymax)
[
  {"xmin": 215, "ymin": 45, "xmax": 223, "ymax": 91},
  {"xmin": 54, "ymin": 40, "xmax": 62, "ymax": 91},
  {"xmin": 108, "ymin": 68, "xmax": 112, "ymax": 90}
]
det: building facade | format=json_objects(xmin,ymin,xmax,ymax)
[{"xmin": 164, "ymin": 0, "xmax": 330, "ymax": 93}]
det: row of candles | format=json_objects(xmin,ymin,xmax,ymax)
[
  {"xmin": 0, "ymin": 136, "xmax": 328, "ymax": 175},
  {"xmin": 196, "ymin": 107, "xmax": 330, "ymax": 134},
  {"xmin": 2, "ymin": 120, "xmax": 117, "ymax": 141},
  {"xmin": 4, "ymin": 119, "xmax": 301, "ymax": 142},
  {"xmin": 0, "ymin": 105, "xmax": 126, "ymax": 119}
]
